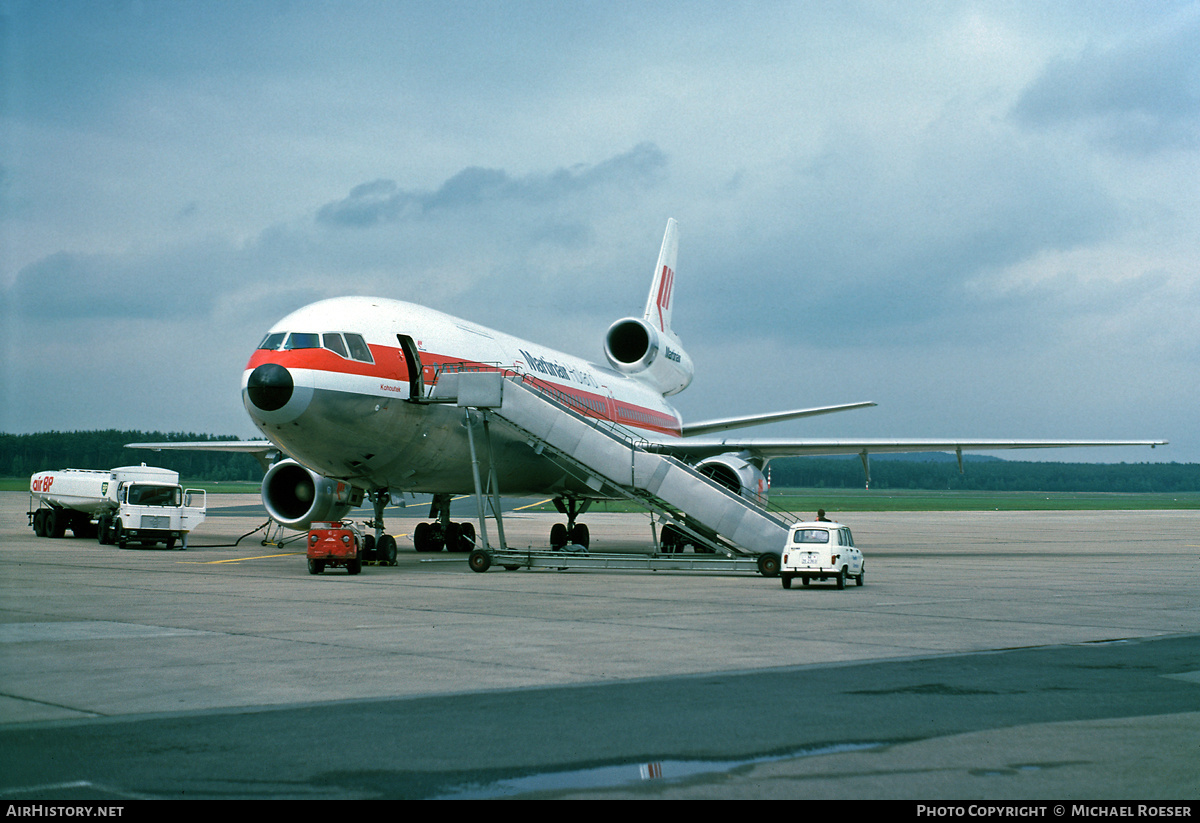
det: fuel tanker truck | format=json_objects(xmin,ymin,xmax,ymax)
[{"xmin": 28, "ymin": 465, "xmax": 206, "ymax": 549}]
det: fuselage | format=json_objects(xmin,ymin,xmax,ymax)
[{"xmin": 242, "ymin": 296, "xmax": 684, "ymax": 495}]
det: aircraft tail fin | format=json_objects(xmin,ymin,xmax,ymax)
[{"xmin": 643, "ymin": 218, "xmax": 679, "ymax": 333}]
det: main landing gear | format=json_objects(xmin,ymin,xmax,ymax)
[
  {"xmin": 413, "ymin": 493, "xmax": 476, "ymax": 553},
  {"xmin": 549, "ymin": 497, "xmax": 590, "ymax": 550}
]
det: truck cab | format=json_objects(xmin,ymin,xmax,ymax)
[
  {"xmin": 780, "ymin": 521, "xmax": 864, "ymax": 589},
  {"xmin": 103, "ymin": 482, "xmax": 207, "ymax": 549}
]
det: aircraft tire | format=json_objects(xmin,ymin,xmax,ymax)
[
  {"xmin": 568, "ymin": 523, "xmax": 589, "ymax": 549},
  {"xmin": 458, "ymin": 522, "xmax": 476, "ymax": 552},
  {"xmin": 413, "ymin": 522, "xmax": 433, "ymax": 552},
  {"xmin": 379, "ymin": 534, "xmax": 397, "ymax": 564},
  {"xmin": 550, "ymin": 523, "xmax": 568, "ymax": 550}
]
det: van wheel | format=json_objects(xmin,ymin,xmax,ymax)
[
  {"xmin": 801, "ymin": 576, "xmax": 810, "ymax": 587},
  {"xmin": 856, "ymin": 566, "xmax": 865, "ymax": 586},
  {"xmin": 781, "ymin": 574, "xmax": 793, "ymax": 589},
  {"xmin": 836, "ymin": 568, "xmax": 846, "ymax": 589}
]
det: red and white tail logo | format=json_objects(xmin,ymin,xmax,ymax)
[{"xmin": 656, "ymin": 265, "xmax": 673, "ymax": 330}]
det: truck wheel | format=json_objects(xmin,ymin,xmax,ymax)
[
  {"xmin": 47, "ymin": 509, "xmax": 66, "ymax": 539},
  {"xmin": 114, "ymin": 522, "xmax": 127, "ymax": 549},
  {"xmin": 468, "ymin": 549, "xmax": 492, "ymax": 573},
  {"xmin": 347, "ymin": 558, "xmax": 362, "ymax": 575},
  {"xmin": 756, "ymin": 553, "xmax": 780, "ymax": 577},
  {"xmin": 307, "ymin": 558, "xmax": 324, "ymax": 575}
]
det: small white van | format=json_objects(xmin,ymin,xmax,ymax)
[{"xmin": 780, "ymin": 522, "xmax": 864, "ymax": 590}]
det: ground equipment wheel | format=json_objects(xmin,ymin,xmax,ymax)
[
  {"xmin": 468, "ymin": 549, "xmax": 492, "ymax": 573},
  {"xmin": 757, "ymin": 553, "xmax": 780, "ymax": 577}
]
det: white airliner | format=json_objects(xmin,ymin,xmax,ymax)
[{"xmin": 132, "ymin": 219, "xmax": 1165, "ymax": 559}]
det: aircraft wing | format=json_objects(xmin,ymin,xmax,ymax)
[
  {"xmin": 680, "ymin": 402, "xmax": 877, "ymax": 436},
  {"xmin": 646, "ymin": 437, "xmax": 1168, "ymax": 462},
  {"xmin": 126, "ymin": 440, "xmax": 281, "ymax": 471}
]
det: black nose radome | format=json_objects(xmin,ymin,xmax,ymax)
[{"xmin": 247, "ymin": 363, "xmax": 294, "ymax": 412}]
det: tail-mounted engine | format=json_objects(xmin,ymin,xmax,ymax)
[
  {"xmin": 261, "ymin": 459, "xmax": 364, "ymax": 530},
  {"xmin": 603, "ymin": 317, "xmax": 694, "ymax": 397},
  {"xmin": 695, "ymin": 453, "xmax": 768, "ymax": 507}
]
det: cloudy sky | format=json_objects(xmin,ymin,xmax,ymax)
[{"xmin": 2, "ymin": 1, "xmax": 1195, "ymax": 463}]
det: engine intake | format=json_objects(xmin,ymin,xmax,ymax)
[
  {"xmin": 261, "ymin": 459, "xmax": 364, "ymax": 530},
  {"xmin": 695, "ymin": 453, "xmax": 768, "ymax": 507},
  {"xmin": 603, "ymin": 317, "xmax": 694, "ymax": 396}
]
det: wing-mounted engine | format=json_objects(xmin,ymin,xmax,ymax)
[
  {"xmin": 261, "ymin": 458, "xmax": 364, "ymax": 530},
  {"xmin": 695, "ymin": 453, "xmax": 768, "ymax": 507},
  {"xmin": 603, "ymin": 317, "xmax": 694, "ymax": 397}
]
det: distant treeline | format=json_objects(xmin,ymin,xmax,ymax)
[
  {"xmin": 0, "ymin": 431, "xmax": 262, "ymax": 482},
  {"xmin": 2, "ymin": 430, "xmax": 1196, "ymax": 492},
  {"xmin": 768, "ymin": 456, "xmax": 1200, "ymax": 493}
]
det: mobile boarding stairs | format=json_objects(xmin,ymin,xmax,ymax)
[{"xmin": 425, "ymin": 370, "xmax": 797, "ymax": 576}]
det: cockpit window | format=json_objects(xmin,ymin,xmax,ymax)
[
  {"xmin": 258, "ymin": 332, "xmax": 286, "ymax": 350},
  {"xmin": 323, "ymin": 333, "xmax": 349, "ymax": 358},
  {"xmin": 344, "ymin": 333, "xmax": 374, "ymax": 363},
  {"xmin": 258, "ymin": 330, "xmax": 372, "ymax": 362},
  {"xmin": 284, "ymin": 332, "xmax": 321, "ymax": 350}
]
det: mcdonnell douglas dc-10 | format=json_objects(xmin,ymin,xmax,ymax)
[{"xmin": 132, "ymin": 219, "xmax": 1165, "ymax": 562}]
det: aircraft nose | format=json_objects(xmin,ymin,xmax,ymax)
[{"xmin": 246, "ymin": 364, "xmax": 294, "ymax": 412}]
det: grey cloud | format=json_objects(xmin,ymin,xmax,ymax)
[
  {"xmin": 316, "ymin": 143, "xmax": 668, "ymax": 228},
  {"xmin": 1013, "ymin": 16, "xmax": 1200, "ymax": 152},
  {"xmin": 9, "ymin": 250, "xmax": 219, "ymax": 320}
]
